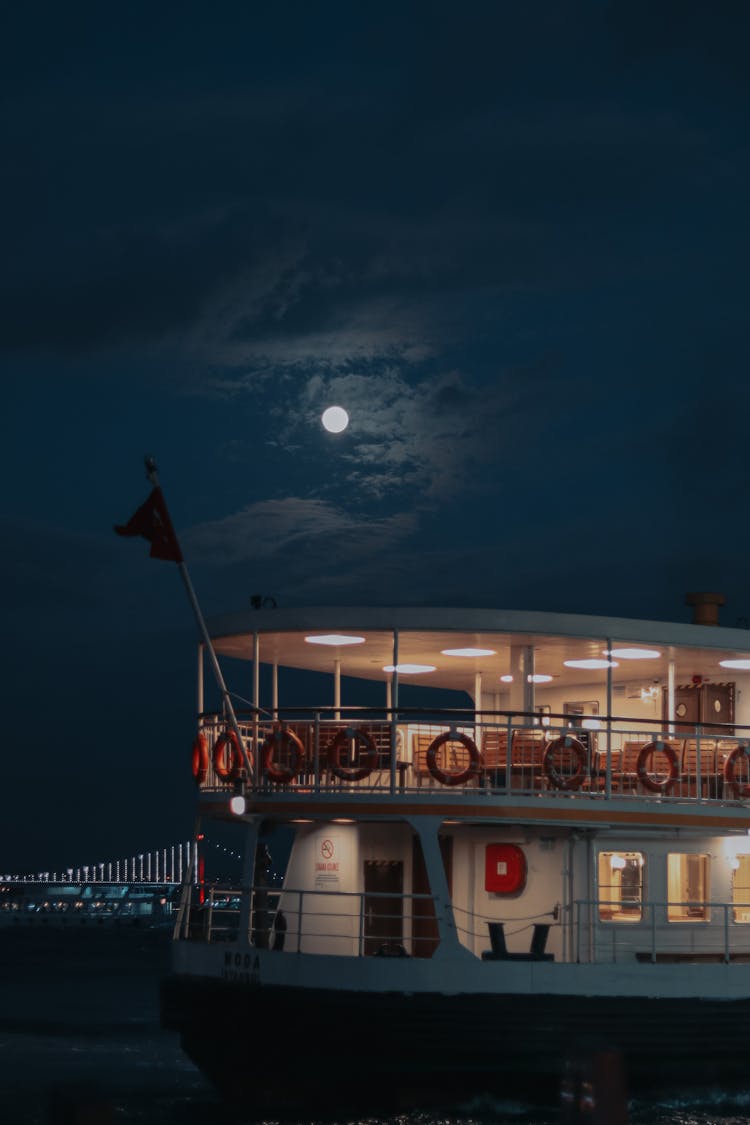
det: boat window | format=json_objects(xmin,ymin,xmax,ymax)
[
  {"xmin": 732, "ymin": 855, "xmax": 750, "ymax": 923},
  {"xmin": 667, "ymin": 853, "xmax": 710, "ymax": 922},
  {"xmin": 597, "ymin": 851, "xmax": 644, "ymax": 922}
]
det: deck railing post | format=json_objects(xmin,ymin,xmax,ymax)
[
  {"xmin": 505, "ymin": 714, "xmax": 513, "ymax": 794},
  {"xmin": 724, "ymin": 903, "xmax": 730, "ymax": 963},
  {"xmin": 650, "ymin": 901, "xmax": 656, "ymax": 963},
  {"xmin": 359, "ymin": 892, "xmax": 365, "ymax": 957},
  {"xmin": 297, "ymin": 890, "xmax": 304, "ymax": 953},
  {"xmin": 313, "ymin": 713, "xmax": 320, "ymax": 792}
]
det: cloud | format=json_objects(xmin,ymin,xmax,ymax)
[{"xmin": 186, "ymin": 495, "xmax": 416, "ymax": 567}]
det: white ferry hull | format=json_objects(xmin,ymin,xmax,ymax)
[{"xmin": 161, "ymin": 946, "xmax": 750, "ymax": 1110}]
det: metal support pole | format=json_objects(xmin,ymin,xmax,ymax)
[
  {"xmin": 390, "ymin": 630, "xmax": 399, "ymax": 794},
  {"xmin": 334, "ymin": 659, "xmax": 341, "ymax": 720},
  {"xmin": 605, "ymin": 637, "xmax": 613, "ymax": 799}
]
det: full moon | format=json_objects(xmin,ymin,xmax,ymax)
[{"xmin": 321, "ymin": 405, "xmax": 349, "ymax": 433}]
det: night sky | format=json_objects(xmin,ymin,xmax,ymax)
[{"xmin": 3, "ymin": 2, "xmax": 750, "ymax": 873}]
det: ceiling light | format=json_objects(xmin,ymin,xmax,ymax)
[
  {"xmin": 441, "ymin": 647, "xmax": 497, "ymax": 657},
  {"xmin": 564, "ymin": 659, "xmax": 619, "ymax": 670},
  {"xmin": 720, "ymin": 659, "xmax": 750, "ymax": 670},
  {"xmin": 528, "ymin": 674, "xmax": 553, "ymax": 683},
  {"xmin": 606, "ymin": 647, "xmax": 661, "ymax": 660},
  {"xmin": 383, "ymin": 663, "xmax": 437, "ymax": 674},
  {"xmin": 499, "ymin": 674, "xmax": 514, "ymax": 683},
  {"xmin": 305, "ymin": 634, "xmax": 366, "ymax": 646}
]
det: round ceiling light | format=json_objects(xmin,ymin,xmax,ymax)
[
  {"xmin": 564, "ymin": 659, "xmax": 619, "ymax": 670},
  {"xmin": 499, "ymin": 674, "xmax": 514, "ymax": 683},
  {"xmin": 383, "ymin": 663, "xmax": 437, "ymax": 674},
  {"xmin": 605, "ymin": 647, "xmax": 661, "ymax": 660},
  {"xmin": 719, "ymin": 659, "xmax": 750, "ymax": 670},
  {"xmin": 305, "ymin": 634, "xmax": 366, "ymax": 646},
  {"xmin": 527, "ymin": 674, "xmax": 553, "ymax": 683},
  {"xmin": 441, "ymin": 647, "xmax": 497, "ymax": 657}
]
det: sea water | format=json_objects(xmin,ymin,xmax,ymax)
[{"xmin": 1, "ymin": 927, "xmax": 749, "ymax": 1125}]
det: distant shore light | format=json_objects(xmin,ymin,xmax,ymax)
[{"xmin": 321, "ymin": 406, "xmax": 349, "ymax": 433}]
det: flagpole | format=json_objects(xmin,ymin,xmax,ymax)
[{"xmin": 144, "ymin": 458, "xmax": 255, "ymax": 784}]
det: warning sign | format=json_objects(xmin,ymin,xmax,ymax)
[{"xmin": 314, "ymin": 834, "xmax": 341, "ymax": 889}]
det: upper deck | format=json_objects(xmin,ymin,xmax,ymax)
[{"xmin": 196, "ymin": 605, "xmax": 750, "ymax": 827}]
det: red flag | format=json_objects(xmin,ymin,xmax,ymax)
[{"xmin": 114, "ymin": 487, "xmax": 183, "ymax": 563}]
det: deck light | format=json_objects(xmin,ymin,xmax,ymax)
[
  {"xmin": 499, "ymin": 674, "xmax": 513, "ymax": 683},
  {"xmin": 527, "ymin": 674, "xmax": 553, "ymax": 683},
  {"xmin": 229, "ymin": 796, "xmax": 246, "ymax": 815},
  {"xmin": 305, "ymin": 634, "xmax": 366, "ymax": 646},
  {"xmin": 564, "ymin": 659, "xmax": 618, "ymax": 670},
  {"xmin": 383, "ymin": 663, "xmax": 436, "ymax": 674},
  {"xmin": 720, "ymin": 659, "xmax": 750, "ymax": 670},
  {"xmin": 441, "ymin": 647, "xmax": 497, "ymax": 657},
  {"xmin": 605, "ymin": 647, "xmax": 661, "ymax": 660}
]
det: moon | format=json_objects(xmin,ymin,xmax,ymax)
[{"xmin": 321, "ymin": 405, "xmax": 349, "ymax": 433}]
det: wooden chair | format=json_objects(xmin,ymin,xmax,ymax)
[
  {"xmin": 510, "ymin": 730, "xmax": 546, "ymax": 792},
  {"xmin": 681, "ymin": 739, "xmax": 717, "ymax": 798},
  {"xmin": 617, "ymin": 742, "xmax": 647, "ymax": 793},
  {"xmin": 413, "ymin": 731, "xmax": 436, "ymax": 785},
  {"xmin": 481, "ymin": 728, "xmax": 509, "ymax": 787}
]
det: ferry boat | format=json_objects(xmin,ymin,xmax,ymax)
[{"xmin": 160, "ymin": 596, "xmax": 750, "ymax": 1111}]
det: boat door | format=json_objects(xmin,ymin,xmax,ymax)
[{"xmin": 364, "ymin": 860, "xmax": 403, "ymax": 955}]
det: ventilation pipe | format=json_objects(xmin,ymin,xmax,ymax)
[{"xmin": 685, "ymin": 592, "xmax": 725, "ymax": 626}]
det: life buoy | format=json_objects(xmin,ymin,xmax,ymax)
[
  {"xmin": 724, "ymin": 744, "xmax": 750, "ymax": 799},
  {"xmin": 329, "ymin": 727, "xmax": 378, "ymax": 781},
  {"xmin": 636, "ymin": 740, "xmax": 679, "ymax": 794},
  {"xmin": 262, "ymin": 726, "xmax": 305, "ymax": 784},
  {"xmin": 426, "ymin": 731, "xmax": 481, "ymax": 787},
  {"xmin": 192, "ymin": 731, "xmax": 209, "ymax": 785},
  {"xmin": 543, "ymin": 736, "xmax": 587, "ymax": 791},
  {"xmin": 213, "ymin": 729, "xmax": 245, "ymax": 782}
]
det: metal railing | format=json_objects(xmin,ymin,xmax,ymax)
[
  {"xmin": 178, "ymin": 882, "xmax": 439, "ymax": 956},
  {"xmin": 575, "ymin": 898, "xmax": 750, "ymax": 964},
  {"xmin": 194, "ymin": 707, "xmax": 750, "ymax": 806}
]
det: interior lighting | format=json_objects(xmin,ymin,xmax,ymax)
[
  {"xmin": 610, "ymin": 855, "xmax": 626, "ymax": 870},
  {"xmin": 441, "ymin": 647, "xmax": 497, "ymax": 657},
  {"xmin": 606, "ymin": 647, "xmax": 661, "ymax": 660},
  {"xmin": 499, "ymin": 674, "xmax": 514, "ymax": 683},
  {"xmin": 720, "ymin": 659, "xmax": 750, "ymax": 670},
  {"xmin": 383, "ymin": 663, "xmax": 437, "ymax": 674},
  {"xmin": 528, "ymin": 674, "xmax": 553, "ymax": 683},
  {"xmin": 331, "ymin": 818, "xmax": 355, "ymax": 824},
  {"xmin": 229, "ymin": 796, "xmax": 246, "ymax": 815},
  {"xmin": 564, "ymin": 659, "xmax": 619, "ymax": 670},
  {"xmin": 305, "ymin": 634, "xmax": 366, "ymax": 646}
]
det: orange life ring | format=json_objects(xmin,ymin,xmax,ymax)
[
  {"xmin": 636, "ymin": 740, "xmax": 679, "ymax": 794},
  {"xmin": 192, "ymin": 731, "xmax": 209, "ymax": 785},
  {"xmin": 213, "ymin": 729, "xmax": 245, "ymax": 782},
  {"xmin": 329, "ymin": 727, "xmax": 378, "ymax": 781},
  {"xmin": 724, "ymin": 744, "xmax": 750, "ymax": 799},
  {"xmin": 543, "ymin": 736, "xmax": 587, "ymax": 791},
  {"xmin": 426, "ymin": 731, "xmax": 481, "ymax": 787},
  {"xmin": 262, "ymin": 726, "xmax": 305, "ymax": 784}
]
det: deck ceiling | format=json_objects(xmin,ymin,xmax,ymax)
[{"xmin": 211, "ymin": 627, "xmax": 749, "ymax": 698}]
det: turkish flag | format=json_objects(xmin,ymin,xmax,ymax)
[{"xmin": 114, "ymin": 487, "xmax": 183, "ymax": 563}]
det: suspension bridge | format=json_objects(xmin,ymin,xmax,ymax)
[{"xmin": 0, "ymin": 837, "xmax": 242, "ymax": 885}]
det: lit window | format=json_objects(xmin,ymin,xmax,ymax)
[
  {"xmin": 597, "ymin": 851, "xmax": 644, "ymax": 922},
  {"xmin": 733, "ymin": 855, "xmax": 750, "ymax": 923},
  {"xmin": 667, "ymin": 853, "xmax": 710, "ymax": 922}
]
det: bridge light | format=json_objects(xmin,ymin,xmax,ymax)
[{"xmin": 229, "ymin": 795, "xmax": 246, "ymax": 816}]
